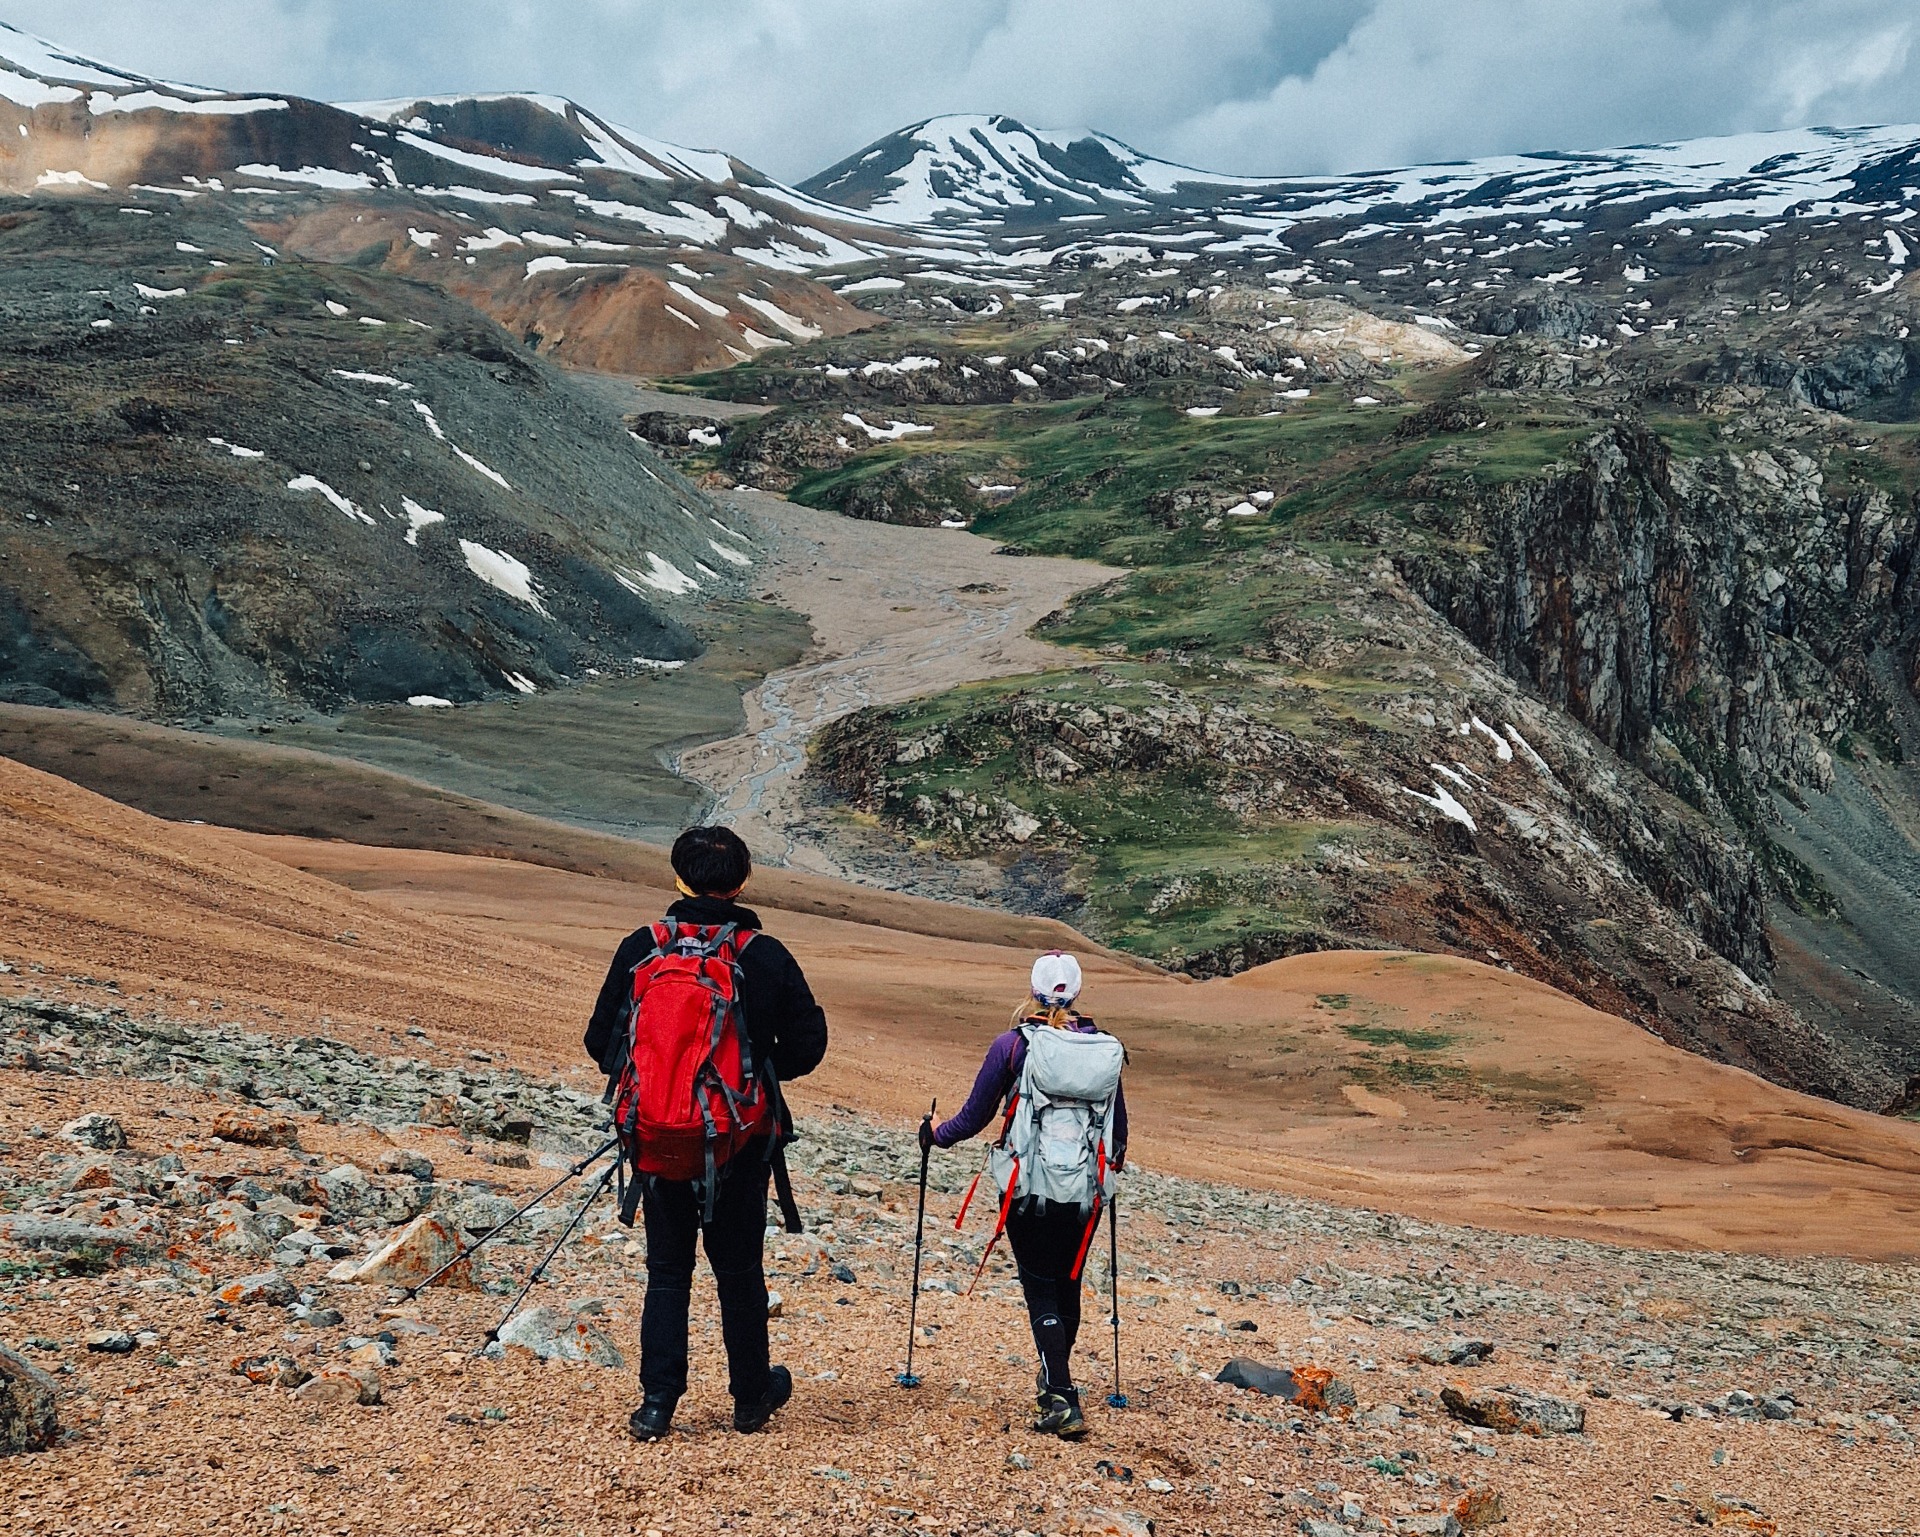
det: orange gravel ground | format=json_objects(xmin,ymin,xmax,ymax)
[{"xmin": 4, "ymin": 1070, "xmax": 1917, "ymax": 1537}]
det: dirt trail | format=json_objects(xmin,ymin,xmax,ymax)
[
  {"xmin": 676, "ymin": 491, "xmax": 1114, "ymax": 873},
  {"xmin": 7, "ymin": 753, "xmax": 1920, "ymax": 1261}
]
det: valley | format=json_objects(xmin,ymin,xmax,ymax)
[{"xmin": 3, "ymin": 21, "xmax": 1920, "ymax": 1531}]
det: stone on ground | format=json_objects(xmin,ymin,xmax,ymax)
[
  {"xmin": 1216, "ymin": 1356, "xmax": 1357, "ymax": 1413},
  {"xmin": 233, "ymin": 1354, "xmax": 311, "ymax": 1388},
  {"xmin": 210, "ymin": 1110, "xmax": 300, "ymax": 1148},
  {"xmin": 83, "ymin": 1331, "xmax": 135, "ymax": 1354},
  {"xmin": 494, "ymin": 1305, "xmax": 623, "ymax": 1367},
  {"xmin": 214, "ymin": 1269, "xmax": 296, "ymax": 1307},
  {"xmin": 292, "ymin": 1368, "xmax": 380, "ymax": 1406},
  {"xmin": 1441, "ymin": 1383, "xmax": 1586, "ymax": 1435},
  {"xmin": 59, "ymin": 1113, "xmax": 125, "ymax": 1151},
  {"xmin": 0, "ymin": 1342, "xmax": 60, "ymax": 1455},
  {"xmin": 330, "ymin": 1213, "xmax": 471, "ymax": 1289},
  {"xmin": 376, "ymin": 1148, "xmax": 434, "ymax": 1180}
]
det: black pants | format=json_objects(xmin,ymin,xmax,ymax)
[
  {"xmin": 639, "ymin": 1150, "xmax": 772, "ymax": 1406},
  {"xmin": 1006, "ymin": 1199, "xmax": 1094, "ymax": 1398}
]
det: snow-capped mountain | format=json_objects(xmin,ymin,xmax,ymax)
[
  {"xmin": 0, "ymin": 21, "xmax": 908, "ymax": 373},
  {"xmin": 798, "ymin": 113, "xmax": 1261, "ymax": 225},
  {"xmin": 805, "ymin": 110, "xmax": 1920, "ymax": 238}
]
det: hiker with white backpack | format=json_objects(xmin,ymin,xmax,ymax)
[{"xmin": 921, "ymin": 951, "xmax": 1128, "ymax": 1438}]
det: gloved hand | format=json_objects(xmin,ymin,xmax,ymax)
[{"xmin": 917, "ymin": 1114, "xmax": 936, "ymax": 1154}]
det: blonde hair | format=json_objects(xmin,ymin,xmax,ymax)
[{"xmin": 1013, "ymin": 998, "xmax": 1080, "ymax": 1030}]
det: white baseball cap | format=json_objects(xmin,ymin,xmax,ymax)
[{"xmin": 1030, "ymin": 951, "xmax": 1083, "ymax": 1004}]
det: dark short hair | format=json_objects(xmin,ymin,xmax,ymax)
[{"xmin": 671, "ymin": 824, "xmax": 752, "ymax": 895}]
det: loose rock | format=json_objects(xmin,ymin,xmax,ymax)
[
  {"xmin": 493, "ymin": 1305, "xmax": 623, "ymax": 1367},
  {"xmin": 1441, "ymin": 1383, "xmax": 1586, "ymax": 1436},
  {"xmin": 210, "ymin": 1111, "xmax": 300, "ymax": 1149},
  {"xmin": 293, "ymin": 1369, "xmax": 380, "ymax": 1406},
  {"xmin": 0, "ymin": 1343, "xmax": 60, "ymax": 1455},
  {"xmin": 214, "ymin": 1270, "xmax": 296, "ymax": 1307},
  {"xmin": 329, "ymin": 1213, "xmax": 471, "ymax": 1290},
  {"xmin": 58, "ymin": 1113, "xmax": 125, "ymax": 1151},
  {"xmin": 1216, "ymin": 1356, "xmax": 1357, "ymax": 1413}
]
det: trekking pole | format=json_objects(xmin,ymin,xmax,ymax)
[
  {"xmin": 897, "ymin": 1099, "xmax": 935, "ymax": 1389},
  {"xmin": 1105, "ymin": 1196, "xmax": 1127, "ymax": 1409},
  {"xmin": 475, "ymin": 1156, "xmax": 619, "ymax": 1356},
  {"xmin": 406, "ymin": 1136, "xmax": 618, "ymax": 1300}
]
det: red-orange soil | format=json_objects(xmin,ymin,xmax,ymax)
[{"xmin": 6, "ymin": 753, "xmax": 1918, "ymax": 1263}]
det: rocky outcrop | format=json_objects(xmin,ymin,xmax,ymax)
[{"xmin": 1397, "ymin": 425, "xmax": 1915, "ymax": 835}]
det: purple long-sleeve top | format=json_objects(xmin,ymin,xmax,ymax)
[{"xmin": 934, "ymin": 1018, "xmax": 1128, "ymax": 1165}]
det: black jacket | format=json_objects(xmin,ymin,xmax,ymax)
[{"xmin": 584, "ymin": 896, "xmax": 829, "ymax": 1085}]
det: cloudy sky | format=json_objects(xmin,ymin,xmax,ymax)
[{"xmin": 8, "ymin": 0, "xmax": 1920, "ymax": 181}]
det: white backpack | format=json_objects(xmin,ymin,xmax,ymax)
[{"xmin": 990, "ymin": 1023, "xmax": 1126, "ymax": 1212}]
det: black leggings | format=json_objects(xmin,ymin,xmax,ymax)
[{"xmin": 1006, "ymin": 1200, "xmax": 1094, "ymax": 1397}]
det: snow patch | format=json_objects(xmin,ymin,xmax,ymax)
[
  {"xmin": 842, "ymin": 412, "xmax": 933, "ymax": 441},
  {"xmin": 735, "ymin": 292, "xmax": 821, "ymax": 339},
  {"xmin": 333, "ymin": 369, "xmax": 412, "ymax": 390},
  {"xmin": 1469, "ymin": 714, "xmax": 1514, "ymax": 762},
  {"xmin": 628, "ymin": 553, "xmax": 699, "ymax": 596},
  {"xmin": 235, "ymin": 163, "xmax": 374, "ymax": 190},
  {"xmin": 395, "ymin": 130, "xmax": 580, "ymax": 183},
  {"xmin": 287, "ymin": 474, "xmax": 373, "ymax": 526},
  {"xmin": 1403, "ymin": 781, "xmax": 1477, "ymax": 833},
  {"xmin": 206, "ymin": 437, "xmax": 264, "ymax": 459},
  {"xmin": 667, "ymin": 280, "xmax": 729, "ymax": 318},
  {"xmin": 460, "ymin": 539, "xmax": 549, "ymax": 615},
  {"xmin": 401, "ymin": 498, "xmax": 444, "ymax": 545}
]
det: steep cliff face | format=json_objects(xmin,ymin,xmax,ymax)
[
  {"xmin": 1399, "ymin": 427, "xmax": 1916, "ymax": 827},
  {"xmin": 1388, "ymin": 425, "xmax": 1920, "ymax": 1092}
]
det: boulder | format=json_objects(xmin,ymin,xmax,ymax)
[
  {"xmin": 0, "ymin": 1343, "xmax": 59, "ymax": 1455},
  {"xmin": 1441, "ymin": 1383, "xmax": 1585, "ymax": 1436},
  {"xmin": 83, "ymin": 1331, "xmax": 135, "ymax": 1354},
  {"xmin": 330, "ymin": 1214, "xmax": 472, "ymax": 1290},
  {"xmin": 204, "ymin": 1200, "xmax": 277, "ymax": 1258},
  {"xmin": 1215, "ymin": 1357, "xmax": 1357, "ymax": 1413},
  {"xmin": 1394, "ymin": 1518, "xmax": 1465, "ymax": 1536},
  {"xmin": 59, "ymin": 1113, "xmax": 125, "ymax": 1151},
  {"xmin": 215, "ymin": 1270, "xmax": 297, "ymax": 1307},
  {"xmin": 494, "ymin": 1306, "xmax": 624, "ymax": 1367}
]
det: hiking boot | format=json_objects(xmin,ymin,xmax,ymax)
[
  {"xmin": 1032, "ymin": 1390, "xmax": 1087, "ymax": 1439},
  {"xmin": 627, "ymin": 1397, "xmax": 676, "ymax": 1442},
  {"xmin": 733, "ymin": 1364, "xmax": 793, "ymax": 1433}
]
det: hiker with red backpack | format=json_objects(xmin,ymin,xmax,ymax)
[
  {"xmin": 923, "ymin": 952, "xmax": 1127, "ymax": 1439},
  {"xmin": 584, "ymin": 825, "xmax": 827, "ymax": 1443}
]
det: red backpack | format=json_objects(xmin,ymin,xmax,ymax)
[{"xmin": 612, "ymin": 922, "xmax": 778, "ymax": 1205}]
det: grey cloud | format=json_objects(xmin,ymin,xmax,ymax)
[{"xmin": 5, "ymin": 0, "xmax": 1919, "ymax": 182}]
